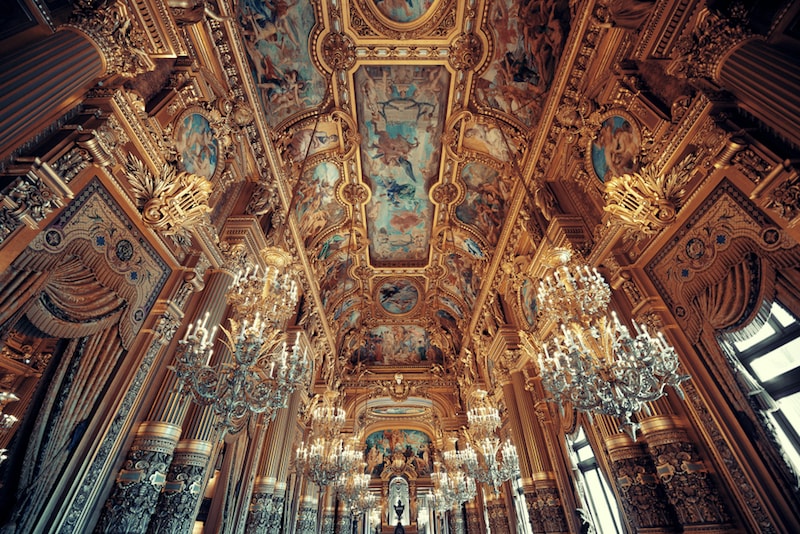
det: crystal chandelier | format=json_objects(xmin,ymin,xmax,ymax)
[
  {"xmin": 337, "ymin": 460, "xmax": 376, "ymax": 515},
  {"xmin": 172, "ymin": 247, "xmax": 309, "ymax": 431},
  {"xmin": 451, "ymin": 391, "xmax": 520, "ymax": 493},
  {"xmin": 432, "ymin": 460, "xmax": 476, "ymax": 511},
  {"xmin": 535, "ymin": 249, "xmax": 690, "ymax": 439},
  {"xmin": 296, "ymin": 390, "xmax": 362, "ymax": 488}
]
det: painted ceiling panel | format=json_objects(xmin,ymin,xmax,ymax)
[
  {"xmin": 356, "ymin": 65, "xmax": 450, "ymax": 265},
  {"xmin": 475, "ymin": 0, "xmax": 570, "ymax": 126},
  {"xmin": 239, "ymin": 0, "xmax": 325, "ymax": 126},
  {"xmin": 234, "ymin": 0, "xmax": 572, "ymax": 369}
]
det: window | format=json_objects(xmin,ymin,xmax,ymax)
[
  {"xmin": 728, "ymin": 301, "xmax": 800, "ymax": 473},
  {"xmin": 510, "ymin": 476, "xmax": 533, "ymax": 534},
  {"xmin": 567, "ymin": 427, "xmax": 624, "ymax": 534}
]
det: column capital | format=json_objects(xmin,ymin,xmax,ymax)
[
  {"xmin": 65, "ymin": 1, "xmax": 155, "ymax": 78},
  {"xmin": 668, "ymin": 8, "xmax": 758, "ymax": 82}
]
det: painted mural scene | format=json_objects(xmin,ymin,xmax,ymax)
[{"xmin": 364, "ymin": 429, "xmax": 434, "ymax": 477}]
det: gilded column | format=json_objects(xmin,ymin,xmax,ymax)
[
  {"xmin": 246, "ymin": 485, "xmax": 274, "ymax": 532},
  {"xmin": 269, "ymin": 481, "xmax": 289, "ymax": 531},
  {"xmin": 640, "ymin": 414, "xmax": 732, "ymax": 531},
  {"xmin": 669, "ymin": 8, "xmax": 800, "ymax": 148},
  {"xmin": 246, "ymin": 388, "xmax": 302, "ymax": 531},
  {"xmin": 146, "ymin": 261, "xmax": 242, "ymax": 534},
  {"xmin": 320, "ymin": 489, "xmax": 336, "ymax": 534},
  {"xmin": 605, "ymin": 431, "xmax": 679, "ymax": 532},
  {"xmin": 499, "ymin": 369, "xmax": 540, "ymax": 532},
  {"xmin": 486, "ymin": 494, "xmax": 511, "ymax": 533},
  {"xmin": 146, "ymin": 439, "xmax": 214, "ymax": 533},
  {"xmin": 296, "ymin": 489, "xmax": 320, "ymax": 534},
  {"xmin": 334, "ymin": 499, "xmax": 351, "ymax": 534},
  {"xmin": 517, "ymin": 373, "xmax": 569, "ymax": 533},
  {"xmin": 0, "ymin": 1, "xmax": 154, "ymax": 160},
  {"xmin": 97, "ymin": 268, "xmax": 233, "ymax": 533}
]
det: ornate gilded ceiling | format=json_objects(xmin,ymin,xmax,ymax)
[{"xmin": 236, "ymin": 0, "xmax": 571, "ymax": 370}]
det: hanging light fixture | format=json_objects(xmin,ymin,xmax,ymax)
[
  {"xmin": 534, "ymin": 248, "xmax": 690, "ymax": 439},
  {"xmin": 432, "ymin": 458, "xmax": 477, "ymax": 511},
  {"xmin": 296, "ymin": 390, "xmax": 362, "ymax": 488},
  {"xmin": 449, "ymin": 391, "xmax": 520, "ymax": 493},
  {"xmin": 172, "ymin": 246, "xmax": 309, "ymax": 431}
]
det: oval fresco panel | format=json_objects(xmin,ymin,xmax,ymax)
[
  {"xmin": 364, "ymin": 429, "xmax": 433, "ymax": 477},
  {"xmin": 591, "ymin": 115, "xmax": 641, "ymax": 182},
  {"xmin": 175, "ymin": 113, "xmax": 218, "ymax": 180},
  {"xmin": 372, "ymin": 0, "xmax": 434, "ymax": 23},
  {"xmin": 378, "ymin": 278, "xmax": 419, "ymax": 314},
  {"xmin": 520, "ymin": 277, "xmax": 537, "ymax": 327}
]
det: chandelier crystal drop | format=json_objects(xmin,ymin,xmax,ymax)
[
  {"xmin": 172, "ymin": 247, "xmax": 308, "ymax": 432},
  {"xmin": 535, "ymin": 249, "xmax": 690, "ymax": 439}
]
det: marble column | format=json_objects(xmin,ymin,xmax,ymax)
[
  {"xmin": 0, "ymin": 1, "xmax": 154, "ymax": 159},
  {"xmin": 605, "ymin": 432, "xmax": 679, "ymax": 532},
  {"xmin": 98, "ymin": 269, "xmax": 234, "ymax": 533}
]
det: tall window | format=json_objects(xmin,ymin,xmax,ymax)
[
  {"xmin": 510, "ymin": 475, "xmax": 533, "ymax": 534},
  {"xmin": 726, "ymin": 300, "xmax": 800, "ymax": 473},
  {"xmin": 567, "ymin": 427, "xmax": 624, "ymax": 534}
]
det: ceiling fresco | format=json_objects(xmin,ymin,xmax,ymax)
[{"xmin": 236, "ymin": 0, "xmax": 572, "ymax": 373}]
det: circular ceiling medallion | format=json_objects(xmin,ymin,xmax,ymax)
[{"xmin": 377, "ymin": 278, "xmax": 419, "ymax": 315}]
